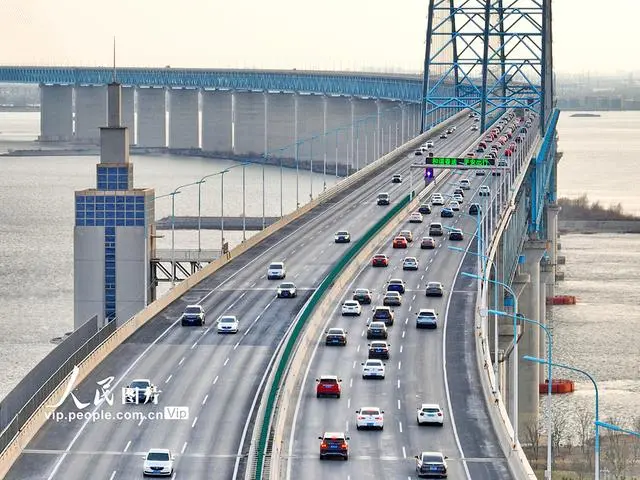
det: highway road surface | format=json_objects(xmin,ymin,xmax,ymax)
[
  {"xmin": 285, "ymin": 130, "xmax": 520, "ymax": 478},
  {"xmin": 6, "ymin": 119, "xmax": 481, "ymax": 479}
]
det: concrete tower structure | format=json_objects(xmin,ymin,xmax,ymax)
[{"xmin": 74, "ymin": 80, "xmax": 155, "ymax": 329}]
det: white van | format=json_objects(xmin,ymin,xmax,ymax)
[{"xmin": 267, "ymin": 262, "xmax": 286, "ymax": 280}]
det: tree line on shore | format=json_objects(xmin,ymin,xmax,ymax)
[{"xmin": 558, "ymin": 195, "xmax": 638, "ymax": 222}]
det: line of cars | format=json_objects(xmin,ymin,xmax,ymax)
[{"xmin": 312, "ymin": 181, "xmax": 487, "ymax": 476}]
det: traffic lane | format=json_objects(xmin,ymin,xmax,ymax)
[
  {"xmin": 445, "ymin": 248, "xmax": 510, "ymax": 479},
  {"xmin": 288, "ymin": 202, "xmax": 470, "ymax": 479}
]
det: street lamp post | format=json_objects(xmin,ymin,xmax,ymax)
[
  {"xmin": 524, "ymin": 356, "xmax": 600, "ymax": 480},
  {"xmin": 295, "ymin": 142, "xmax": 300, "ymax": 209},
  {"xmin": 462, "ymin": 271, "xmax": 520, "ymax": 447},
  {"xmin": 595, "ymin": 421, "xmax": 640, "ymax": 439},
  {"xmin": 220, "ymin": 169, "xmax": 228, "ymax": 252},
  {"xmin": 494, "ymin": 311, "xmax": 553, "ymax": 480}
]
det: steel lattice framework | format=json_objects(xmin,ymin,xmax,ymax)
[
  {"xmin": 0, "ymin": 67, "xmax": 425, "ymax": 103},
  {"xmin": 421, "ymin": 0, "xmax": 553, "ymax": 134}
]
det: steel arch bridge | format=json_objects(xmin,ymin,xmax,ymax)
[{"xmin": 0, "ymin": 66, "xmax": 424, "ymax": 103}]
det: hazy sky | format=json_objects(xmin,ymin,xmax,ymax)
[{"xmin": 0, "ymin": 0, "xmax": 636, "ymax": 75}]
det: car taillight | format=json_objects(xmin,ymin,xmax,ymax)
[
  {"xmin": 375, "ymin": 416, "xmax": 382, "ymax": 420},
  {"xmin": 357, "ymin": 416, "xmax": 365, "ymax": 420},
  {"xmin": 340, "ymin": 444, "xmax": 347, "ymax": 449},
  {"xmin": 321, "ymin": 443, "xmax": 327, "ymax": 448},
  {"xmin": 438, "ymin": 412, "xmax": 443, "ymax": 416}
]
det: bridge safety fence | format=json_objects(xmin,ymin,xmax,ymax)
[
  {"xmin": 253, "ymin": 192, "xmax": 412, "ymax": 479},
  {"xmin": 0, "ymin": 317, "xmax": 116, "ymax": 456}
]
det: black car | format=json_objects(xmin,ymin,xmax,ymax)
[
  {"xmin": 469, "ymin": 203, "xmax": 481, "ymax": 215},
  {"xmin": 325, "ymin": 328, "xmax": 347, "ymax": 346},
  {"xmin": 440, "ymin": 208, "xmax": 454, "ymax": 218},
  {"xmin": 391, "ymin": 174, "xmax": 403, "ymax": 183},
  {"xmin": 368, "ymin": 341, "xmax": 390, "ymax": 360},
  {"xmin": 372, "ymin": 306, "xmax": 395, "ymax": 326},
  {"xmin": 353, "ymin": 288, "xmax": 372, "ymax": 304},
  {"xmin": 476, "ymin": 169, "xmax": 486, "ymax": 176},
  {"xmin": 386, "ymin": 279, "xmax": 406, "ymax": 294},
  {"xmin": 418, "ymin": 203, "xmax": 432, "ymax": 214},
  {"xmin": 319, "ymin": 432, "xmax": 350, "ymax": 460},
  {"xmin": 425, "ymin": 282, "xmax": 444, "ymax": 297},
  {"xmin": 448, "ymin": 229, "xmax": 464, "ymax": 241},
  {"xmin": 366, "ymin": 322, "xmax": 388, "ymax": 339}
]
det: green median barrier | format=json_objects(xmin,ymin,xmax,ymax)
[{"xmin": 254, "ymin": 192, "xmax": 412, "ymax": 479}]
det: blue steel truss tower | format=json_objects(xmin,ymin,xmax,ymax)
[{"xmin": 421, "ymin": 0, "xmax": 553, "ymax": 136}]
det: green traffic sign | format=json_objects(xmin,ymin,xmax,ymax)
[{"xmin": 425, "ymin": 156, "xmax": 496, "ymax": 167}]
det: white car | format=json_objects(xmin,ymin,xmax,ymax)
[
  {"xmin": 447, "ymin": 200, "xmax": 460, "ymax": 211},
  {"xmin": 334, "ymin": 231, "xmax": 351, "ymax": 243},
  {"xmin": 361, "ymin": 359, "xmax": 385, "ymax": 379},
  {"xmin": 276, "ymin": 282, "xmax": 297, "ymax": 298},
  {"xmin": 355, "ymin": 407, "xmax": 384, "ymax": 430},
  {"xmin": 415, "ymin": 451, "xmax": 448, "ymax": 478},
  {"xmin": 424, "ymin": 140, "xmax": 434, "ymax": 148},
  {"xmin": 142, "ymin": 448, "xmax": 174, "ymax": 477},
  {"xmin": 459, "ymin": 179, "xmax": 471, "ymax": 190},
  {"xmin": 479, "ymin": 185, "xmax": 491, "ymax": 196},
  {"xmin": 267, "ymin": 261, "xmax": 286, "ymax": 280},
  {"xmin": 453, "ymin": 194, "xmax": 464, "ymax": 203},
  {"xmin": 471, "ymin": 125, "xmax": 479, "ymax": 131},
  {"xmin": 217, "ymin": 315, "xmax": 239, "ymax": 334},
  {"xmin": 417, "ymin": 403, "xmax": 445, "ymax": 425},
  {"xmin": 431, "ymin": 194, "xmax": 445, "ymax": 206},
  {"xmin": 341, "ymin": 300, "xmax": 362, "ymax": 316},
  {"xmin": 409, "ymin": 211, "xmax": 423, "ymax": 223}
]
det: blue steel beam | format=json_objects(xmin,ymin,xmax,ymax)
[{"xmin": 0, "ymin": 67, "xmax": 425, "ymax": 103}]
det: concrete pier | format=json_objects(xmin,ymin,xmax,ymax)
[
  {"xmin": 39, "ymin": 85, "xmax": 73, "ymax": 141},
  {"xmin": 121, "ymin": 87, "xmax": 135, "ymax": 144},
  {"xmin": 351, "ymin": 98, "xmax": 378, "ymax": 170},
  {"xmin": 233, "ymin": 91, "xmax": 265, "ymax": 156},
  {"xmin": 324, "ymin": 96, "xmax": 352, "ymax": 175},
  {"xmin": 513, "ymin": 240, "xmax": 547, "ymax": 435},
  {"xmin": 378, "ymin": 100, "xmax": 402, "ymax": 154},
  {"xmin": 296, "ymin": 94, "xmax": 325, "ymax": 163},
  {"xmin": 202, "ymin": 90, "xmax": 232, "ymax": 154},
  {"xmin": 75, "ymin": 86, "xmax": 107, "ymax": 144},
  {"xmin": 266, "ymin": 93, "xmax": 295, "ymax": 158},
  {"xmin": 169, "ymin": 89, "xmax": 199, "ymax": 149},
  {"xmin": 137, "ymin": 88, "xmax": 166, "ymax": 148}
]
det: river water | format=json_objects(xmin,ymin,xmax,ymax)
[{"xmin": 0, "ymin": 111, "xmax": 638, "ymax": 443}]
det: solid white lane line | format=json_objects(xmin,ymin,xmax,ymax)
[
  {"xmin": 202, "ymin": 394, "xmax": 209, "ymax": 406},
  {"xmin": 109, "ymin": 471, "xmax": 116, "ymax": 480},
  {"xmin": 223, "ymin": 358, "xmax": 229, "ymax": 366},
  {"xmin": 165, "ymin": 375, "xmax": 172, "ymax": 384},
  {"xmin": 123, "ymin": 441, "xmax": 131, "ymax": 453},
  {"xmin": 181, "ymin": 442, "xmax": 188, "ymax": 454},
  {"xmin": 213, "ymin": 375, "xmax": 219, "ymax": 385},
  {"xmin": 178, "ymin": 357, "xmax": 185, "ymax": 366},
  {"xmin": 191, "ymin": 416, "xmax": 198, "ymax": 428}
]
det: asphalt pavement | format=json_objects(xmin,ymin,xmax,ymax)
[
  {"xmin": 5, "ymin": 120, "xmax": 480, "ymax": 480},
  {"xmin": 286, "ymin": 136, "xmax": 514, "ymax": 479}
]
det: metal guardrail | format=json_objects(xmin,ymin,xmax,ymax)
[
  {"xmin": 152, "ymin": 248, "xmax": 221, "ymax": 262},
  {"xmin": 252, "ymin": 193, "xmax": 412, "ymax": 479},
  {"xmin": 0, "ymin": 319, "xmax": 116, "ymax": 456}
]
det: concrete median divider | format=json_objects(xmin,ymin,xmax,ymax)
[
  {"xmin": 249, "ymin": 170, "xmax": 451, "ymax": 480},
  {"xmin": 0, "ymin": 113, "xmax": 466, "ymax": 478}
]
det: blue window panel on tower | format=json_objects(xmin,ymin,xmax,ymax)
[
  {"xmin": 105, "ymin": 196, "xmax": 115, "ymax": 204},
  {"xmin": 135, "ymin": 211, "xmax": 145, "ymax": 219},
  {"xmin": 86, "ymin": 219, "xmax": 95, "ymax": 226},
  {"xmin": 116, "ymin": 210, "xmax": 125, "ymax": 220},
  {"xmin": 126, "ymin": 219, "xmax": 136, "ymax": 226},
  {"xmin": 75, "ymin": 218, "xmax": 85, "ymax": 226},
  {"xmin": 96, "ymin": 203, "xmax": 105, "ymax": 212},
  {"xmin": 135, "ymin": 196, "xmax": 145, "ymax": 205},
  {"xmin": 116, "ymin": 196, "xmax": 125, "ymax": 204},
  {"xmin": 135, "ymin": 218, "xmax": 145, "ymax": 226},
  {"xmin": 117, "ymin": 167, "xmax": 128, "ymax": 175},
  {"xmin": 126, "ymin": 196, "xmax": 135, "ymax": 204},
  {"xmin": 125, "ymin": 211, "xmax": 135, "ymax": 219},
  {"xmin": 76, "ymin": 200, "xmax": 85, "ymax": 211}
]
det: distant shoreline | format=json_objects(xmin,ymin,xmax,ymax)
[
  {"xmin": 0, "ymin": 106, "xmax": 39, "ymax": 113},
  {"xmin": 569, "ymin": 113, "xmax": 601, "ymax": 118}
]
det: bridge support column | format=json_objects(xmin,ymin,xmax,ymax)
[
  {"xmin": 39, "ymin": 85, "xmax": 73, "ymax": 141},
  {"xmin": 266, "ymin": 93, "xmax": 295, "ymax": 160},
  {"xmin": 202, "ymin": 90, "xmax": 232, "ymax": 154},
  {"xmin": 378, "ymin": 100, "xmax": 401, "ymax": 155},
  {"xmin": 539, "ymin": 264, "xmax": 554, "ymax": 379},
  {"xmin": 546, "ymin": 203, "xmax": 560, "ymax": 277},
  {"xmin": 121, "ymin": 87, "xmax": 135, "ymax": 145},
  {"xmin": 137, "ymin": 88, "xmax": 167, "ymax": 148},
  {"xmin": 401, "ymin": 104, "xmax": 408, "ymax": 145},
  {"xmin": 233, "ymin": 91, "xmax": 265, "ymax": 156},
  {"xmin": 295, "ymin": 93, "xmax": 325, "ymax": 167},
  {"xmin": 513, "ymin": 240, "xmax": 547, "ymax": 436},
  {"xmin": 324, "ymin": 96, "xmax": 352, "ymax": 176},
  {"xmin": 75, "ymin": 85, "xmax": 107, "ymax": 144},
  {"xmin": 351, "ymin": 98, "xmax": 378, "ymax": 170},
  {"xmin": 168, "ymin": 89, "xmax": 199, "ymax": 149}
]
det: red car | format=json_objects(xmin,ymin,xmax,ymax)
[
  {"xmin": 392, "ymin": 236, "xmax": 408, "ymax": 248},
  {"xmin": 371, "ymin": 254, "xmax": 389, "ymax": 267},
  {"xmin": 316, "ymin": 375, "xmax": 342, "ymax": 398}
]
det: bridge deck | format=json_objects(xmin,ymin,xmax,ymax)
[{"xmin": 155, "ymin": 216, "xmax": 279, "ymax": 231}]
